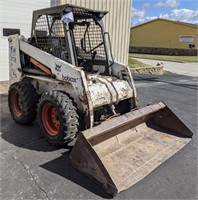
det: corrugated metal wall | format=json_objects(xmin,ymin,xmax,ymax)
[{"xmin": 52, "ymin": 0, "xmax": 132, "ymax": 65}]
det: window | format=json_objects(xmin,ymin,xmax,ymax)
[
  {"xmin": 3, "ymin": 28, "xmax": 20, "ymax": 37},
  {"xmin": 189, "ymin": 44, "xmax": 195, "ymax": 49}
]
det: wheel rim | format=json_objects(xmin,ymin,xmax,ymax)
[
  {"xmin": 41, "ymin": 102, "xmax": 60, "ymax": 136},
  {"xmin": 11, "ymin": 90, "xmax": 23, "ymax": 117}
]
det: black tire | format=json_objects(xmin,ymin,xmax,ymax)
[
  {"xmin": 8, "ymin": 82, "xmax": 39, "ymax": 124},
  {"xmin": 37, "ymin": 91, "xmax": 79, "ymax": 146}
]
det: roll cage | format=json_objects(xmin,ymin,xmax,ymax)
[{"xmin": 31, "ymin": 4, "xmax": 114, "ymax": 75}]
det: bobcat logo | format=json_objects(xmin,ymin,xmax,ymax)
[{"xmin": 55, "ymin": 63, "xmax": 62, "ymax": 72}]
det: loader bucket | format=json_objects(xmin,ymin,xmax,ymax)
[{"xmin": 70, "ymin": 102, "xmax": 193, "ymax": 196}]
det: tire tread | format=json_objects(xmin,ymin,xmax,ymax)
[
  {"xmin": 38, "ymin": 91, "xmax": 79, "ymax": 146},
  {"xmin": 8, "ymin": 82, "xmax": 39, "ymax": 124}
]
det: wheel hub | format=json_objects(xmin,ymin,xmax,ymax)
[
  {"xmin": 41, "ymin": 103, "xmax": 60, "ymax": 136},
  {"xmin": 11, "ymin": 90, "xmax": 23, "ymax": 117}
]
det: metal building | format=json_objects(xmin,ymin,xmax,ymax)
[
  {"xmin": 129, "ymin": 18, "xmax": 198, "ymax": 56},
  {"xmin": 52, "ymin": 0, "xmax": 132, "ymax": 65},
  {"xmin": 0, "ymin": 0, "xmax": 132, "ymax": 81},
  {"xmin": 0, "ymin": 0, "xmax": 50, "ymax": 81}
]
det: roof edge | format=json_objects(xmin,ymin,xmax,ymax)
[
  {"xmin": 131, "ymin": 18, "xmax": 198, "ymax": 29},
  {"xmin": 33, "ymin": 3, "xmax": 108, "ymax": 18}
]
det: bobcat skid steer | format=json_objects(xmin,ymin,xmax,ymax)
[{"xmin": 8, "ymin": 4, "xmax": 193, "ymax": 196}]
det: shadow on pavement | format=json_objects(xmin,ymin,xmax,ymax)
[
  {"xmin": 1, "ymin": 118, "xmax": 111, "ymax": 198},
  {"xmin": 1, "ymin": 94, "xmax": 60, "ymax": 152},
  {"xmin": 1, "ymin": 120, "xmax": 111, "ymax": 198},
  {"xmin": 40, "ymin": 150, "xmax": 112, "ymax": 199},
  {"xmin": 1, "ymin": 120, "xmax": 61, "ymax": 152},
  {"xmin": 1, "ymin": 93, "xmax": 111, "ymax": 198}
]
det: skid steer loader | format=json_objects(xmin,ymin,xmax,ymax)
[{"xmin": 8, "ymin": 4, "xmax": 193, "ymax": 196}]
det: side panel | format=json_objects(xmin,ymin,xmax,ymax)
[
  {"xmin": 25, "ymin": 75, "xmax": 83, "ymax": 110},
  {"xmin": 20, "ymin": 39, "xmax": 94, "ymax": 128},
  {"xmin": 8, "ymin": 34, "xmax": 23, "ymax": 85}
]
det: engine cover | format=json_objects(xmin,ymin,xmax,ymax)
[{"xmin": 87, "ymin": 74, "xmax": 133, "ymax": 108}]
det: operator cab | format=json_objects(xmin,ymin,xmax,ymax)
[{"xmin": 31, "ymin": 4, "xmax": 114, "ymax": 75}]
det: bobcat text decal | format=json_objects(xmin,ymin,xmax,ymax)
[{"xmin": 62, "ymin": 75, "xmax": 77, "ymax": 83}]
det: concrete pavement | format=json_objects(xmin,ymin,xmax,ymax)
[
  {"xmin": 0, "ymin": 81, "xmax": 9, "ymax": 94},
  {"xmin": 133, "ymin": 58, "xmax": 198, "ymax": 77}
]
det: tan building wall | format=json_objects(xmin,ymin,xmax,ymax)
[
  {"xmin": 130, "ymin": 19, "xmax": 198, "ymax": 55},
  {"xmin": 52, "ymin": 0, "xmax": 132, "ymax": 65}
]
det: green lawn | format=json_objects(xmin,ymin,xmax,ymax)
[
  {"xmin": 128, "ymin": 58, "xmax": 151, "ymax": 68},
  {"xmin": 129, "ymin": 53, "xmax": 198, "ymax": 63}
]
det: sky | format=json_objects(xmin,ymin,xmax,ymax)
[{"xmin": 131, "ymin": 0, "xmax": 198, "ymax": 26}]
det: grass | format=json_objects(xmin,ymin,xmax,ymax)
[
  {"xmin": 128, "ymin": 58, "xmax": 151, "ymax": 68},
  {"xmin": 163, "ymin": 70, "xmax": 172, "ymax": 74},
  {"xmin": 129, "ymin": 53, "xmax": 198, "ymax": 63}
]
